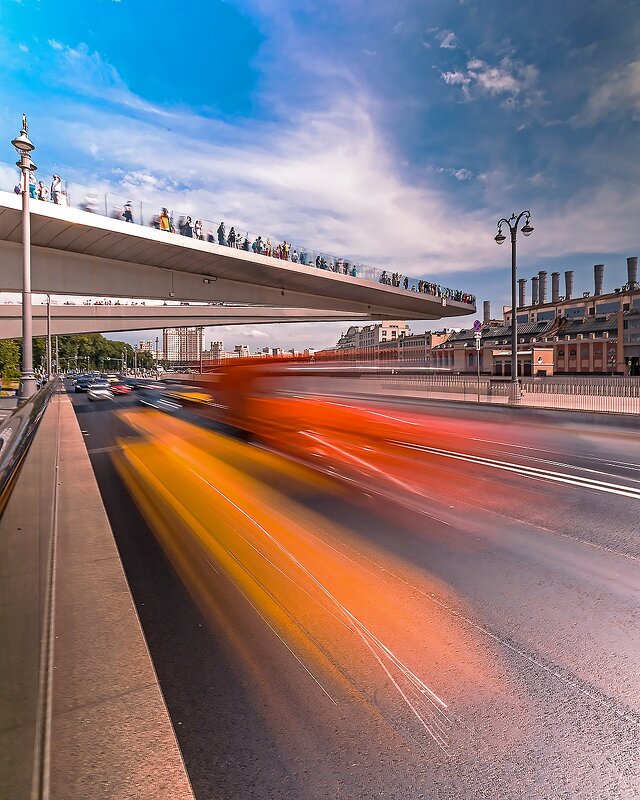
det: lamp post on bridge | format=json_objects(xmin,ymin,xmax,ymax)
[
  {"xmin": 494, "ymin": 210, "xmax": 534, "ymax": 401},
  {"xmin": 12, "ymin": 115, "xmax": 38, "ymax": 399}
]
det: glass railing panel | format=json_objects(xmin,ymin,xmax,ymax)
[{"xmin": 0, "ymin": 381, "xmax": 58, "ymax": 800}]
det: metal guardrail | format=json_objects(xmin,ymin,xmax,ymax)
[
  {"xmin": 263, "ymin": 368, "xmax": 640, "ymax": 414},
  {"xmin": 0, "ymin": 379, "xmax": 59, "ymax": 800},
  {"xmin": 0, "ymin": 380, "xmax": 58, "ymax": 514}
]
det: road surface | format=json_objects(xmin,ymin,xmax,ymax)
[{"xmin": 67, "ymin": 384, "xmax": 640, "ymax": 799}]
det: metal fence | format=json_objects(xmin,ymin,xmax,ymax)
[{"xmin": 282, "ymin": 370, "xmax": 640, "ymax": 415}]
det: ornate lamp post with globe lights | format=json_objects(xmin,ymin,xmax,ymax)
[
  {"xmin": 494, "ymin": 211, "xmax": 534, "ymax": 401},
  {"xmin": 11, "ymin": 115, "xmax": 38, "ymax": 399}
]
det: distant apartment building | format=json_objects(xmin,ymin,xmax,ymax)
[
  {"xmin": 321, "ymin": 322, "xmax": 451, "ymax": 365},
  {"xmin": 162, "ymin": 327, "xmax": 203, "ymax": 363},
  {"xmin": 336, "ymin": 321, "xmax": 411, "ymax": 351}
]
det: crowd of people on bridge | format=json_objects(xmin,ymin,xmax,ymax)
[
  {"xmin": 10, "ymin": 169, "xmax": 475, "ymax": 307},
  {"xmin": 379, "ymin": 271, "xmax": 475, "ymax": 303},
  {"xmin": 14, "ymin": 172, "xmax": 69, "ymax": 205}
]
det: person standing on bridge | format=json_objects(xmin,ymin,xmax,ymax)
[
  {"xmin": 194, "ymin": 219, "xmax": 203, "ymax": 240},
  {"xmin": 217, "ymin": 222, "xmax": 226, "ymax": 245},
  {"xmin": 50, "ymin": 175, "xmax": 62, "ymax": 204},
  {"xmin": 159, "ymin": 208, "xmax": 170, "ymax": 231},
  {"xmin": 227, "ymin": 226, "xmax": 237, "ymax": 247},
  {"xmin": 37, "ymin": 180, "xmax": 49, "ymax": 202},
  {"xmin": 122, "ymin": 201, "xmax": 134, "ymax": 223},
  {"xmin": 180, "ymin": 216, "xmax": 193, "ymax": 237}
]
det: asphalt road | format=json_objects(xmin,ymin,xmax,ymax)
[{"xmin": 67, "ymin": 383, "xmax": 640, "ymax": 800}]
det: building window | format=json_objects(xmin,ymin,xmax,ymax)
[{"xmin": 569, "ymin": 349, "xmax": 576, "ymax": 356}]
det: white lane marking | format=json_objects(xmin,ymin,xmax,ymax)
[
  {"xmin": 395, "ymin": 442, "xmax": 640, "ymax": 500},
  {"xmin": 480, "ymin": 448, "xmax": 640, "ymax": 485},
  {"xmin": 87, "ymin": 445, "xmax": 123, "ymax": 455},
  {"xmin": 470, "ymin": 437, "xmax": 640, "ymax": 473}
]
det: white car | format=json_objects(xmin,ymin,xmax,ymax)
[{"xmin": 87, "ymin": 381, "xmax": 114, "ymax": 401}]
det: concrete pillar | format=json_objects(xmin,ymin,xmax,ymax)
[
  {"xmin": 538, "ymin": 271, "xmax": 548, "ymax": 304},
  {"xmin": 531, "ymin": 276, "xmax": 539, "ymax": 306},
  {"xmin": 551, "ymin": 272, "xmax": 560, "ymax": 303},
  {"xmin": 627, "ymin": 256, "xmax": 638, "ymax": 289},
  {"xmin": 594, "ymin": 264, "xmax": 604, "ymax": 296},
  {"xmin": 518, "ymin": 279, "xmax": 526, "ymax": 309},
  {"xmin": 565, "ymin": 270, "xmax": 574, "ymax": 300}
]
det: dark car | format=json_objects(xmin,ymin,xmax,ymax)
[{"xmin": 74, "ymin": 377, "xmax": 93, "ymax": 393}]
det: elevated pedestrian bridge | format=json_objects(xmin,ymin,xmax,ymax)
[
  {"xmin": 0, "ymin": 302, "xmax": 367, "ymax": 338},
  {"xmin": 0, "ymin": 191, "xmax": 475, "ymax": 321}
]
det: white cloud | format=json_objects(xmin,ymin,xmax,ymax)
[
  {"xmin": 442, "ymin": 56, "xmax": 540, "ymax": 105},
  {"xmin": 574, "ymin": 60, "xmax": 640, "ymax": 125},
  {"xmin": 441, "ymin": 71, "xmax": 470, "ymax": 87},
  {"xmin": 45, "ymin": 40, "xmax": 176, "ymax": 118},
  {"xmin": 45, "ymin": 83, "xmax": 498, "ymax": 276},
  {"xmin": 439, "ymin": 31, "xmax": 457, "ymax": 49},
  {"xmin": 18, "ymin": 43, "xmax": 29, "ymax": 53}
]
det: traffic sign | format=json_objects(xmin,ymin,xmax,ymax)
[{"xmin": 473, "ymin": 319, "xmax": 482, "ymax": 331}]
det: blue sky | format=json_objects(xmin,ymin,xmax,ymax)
[{"xmin": 0, "ymin": 0, "xmax": 638, "ymax": 350}]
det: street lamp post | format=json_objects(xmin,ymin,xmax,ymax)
[
  {"xmin": 12, "ymin": 115, "xmax": 38, "ymax": 399},
  {"xmin": 46, "ymin": 293, "xmax": 52, "ymax": 378},
  {"xmin": 494, "ymin": 211, "xmax": 534, "ymax": 401}
]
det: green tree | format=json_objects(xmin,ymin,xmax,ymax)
[{"xmin": 0, "ymin": 339, "xmax": 21, "ymax": 382}]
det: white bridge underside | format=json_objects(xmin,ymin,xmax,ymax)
[{"xmin": 0, "ymin": 191, "xmax": 474, "ymax": 335}]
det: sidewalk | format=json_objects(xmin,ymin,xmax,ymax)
[{"xmin": 51, "ymin": 392, "xmax": 195, "ymax": 799}]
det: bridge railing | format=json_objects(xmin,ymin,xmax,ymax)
[
  {"xmin": 1, "ymin": 162, "xmax": 476, "ymax": 308},
  {"xmin": 265, "ymin": 366, "xmax": 640, "ymax": 414},
  {"xmin": 0, "ymin": 380, "xmax": 59, "ymax": 798}
]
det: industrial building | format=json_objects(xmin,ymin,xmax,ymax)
[{"xmin": 433, "ymin": 256, "xmax": 640, "ymax": 376}]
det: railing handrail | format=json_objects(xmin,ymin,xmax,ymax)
[{"xmin": 0, "ymin": 379, "xmax": 58, "ymax": 514}]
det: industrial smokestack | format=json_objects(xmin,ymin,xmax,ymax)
[
  {"xmin": 627, "ymin": 256, "xmax": 639, "ymax": 289},
  {"xmin": 531, "ymin": 276, "xmax": 539, "ymax": 306},
  {"xmin": 594, "ymin": 264, "xmax": 604, "ymax": 296},
  {"xmin": 565, "ymin": 270, "xmax": 574, "ymax": 300},
  {"xmin": 483, "ymin": 300, "xmax": 491, "ymax": 324},
  {"xmin": 551, "ymin": 272, "xmax": 560, "ymax": 303},
  {"xmin": 538, "ymin": 271, "xmax": 548, "ymax": 304},
  {"xmin": 518, "ymin": 278, "xmax": 527, "ymax": 308}
]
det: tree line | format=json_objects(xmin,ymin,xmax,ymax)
[{"xmin": 0, "ymin": 333, "xmax": 154, "ymax": 381}]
